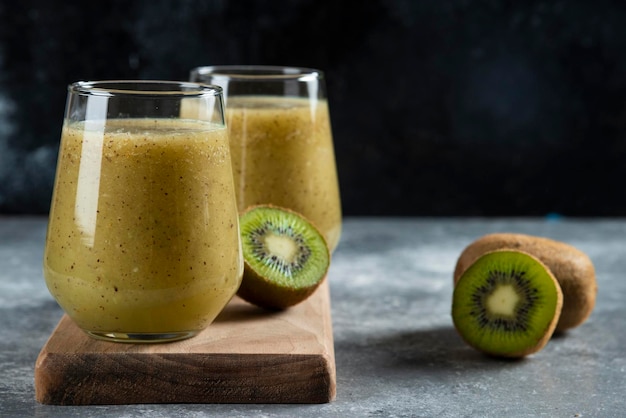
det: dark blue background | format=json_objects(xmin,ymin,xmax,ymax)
[{"xmin": 1, "ymin": 0, "xmax": 625, "ymax": 216}]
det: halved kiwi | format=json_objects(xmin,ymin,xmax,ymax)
[
  {"xmin": 452, "ymin": 249, "xmax": 563, "ymax": 358},
  {"xmin": 237, "ymin": 205, "xmax": 330, "ymax": 309},
  {"xmin": 453, "ymin": 232, "xmax": 597, "ymax": 332}
]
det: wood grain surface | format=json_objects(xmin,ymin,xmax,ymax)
[{"xmin": 34, "ymin": 280, "xmax": 336, "ymax": 405}]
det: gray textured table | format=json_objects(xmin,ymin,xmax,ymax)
[{"xmin": 1, "ymin": 216, "xmax": 625, "ymax": 417}]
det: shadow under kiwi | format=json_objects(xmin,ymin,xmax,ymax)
[
  {"xmin": 345, "ymin": 325, "xmax": 530, "ymax": 373},
  {"xmin": 212, "ymin": 298, "xmax": 283, "ymax": 323}
]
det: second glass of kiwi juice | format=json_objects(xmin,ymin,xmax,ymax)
[{"xmin": 189, "ymin": 66, "xmax": 342, "ymax": 252}]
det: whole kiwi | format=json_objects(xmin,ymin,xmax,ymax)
[{"xmin": 454, "ymin": 233, "xmax": 597, "ymax": 332}]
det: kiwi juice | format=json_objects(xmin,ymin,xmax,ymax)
[
  {"xmin": 43, "ymin": 118, "xmax": 243, "ymax": 339},
  {"xmin": 225, "ymin": 96, "xmax": 342, "ymax": 252}
]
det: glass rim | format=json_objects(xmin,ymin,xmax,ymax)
[
  {"xmin": 190, "ymin": 65, "xmax": 323, "ymax": 82},
  {"xmin": 68, "ymin": 80, "xmax": 223, "ymax": 98}
]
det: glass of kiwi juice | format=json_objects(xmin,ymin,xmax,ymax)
[
  {"xmin": 43, "ymin": 81, "xmax": 243, "ymax": 343},
  {"xmin": 189, "ymin": 66, "xmax": 342, "ymax": 252}
]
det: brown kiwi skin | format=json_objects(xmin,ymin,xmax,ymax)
[
  {"xmin": 453, "ymin": 249, "xmax": 563, "ymax": 358},
  {"xmin": 237, "ymin": 268, "xmax": 328, "ymax": 310},
  {"xmin": 454, "ymin": 233, "xmax": 597, "ymax": 333}
]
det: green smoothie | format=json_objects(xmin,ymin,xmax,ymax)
[
  {"xmin": 225, "ymin": 96, "xmax": 342, "ymax": 251},
  {"xmin": 43, "ymin": 118, "xmax": 243, "ymax": 338}
]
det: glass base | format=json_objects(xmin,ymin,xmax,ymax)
[{"xmin": 85, "ymin": 330, "xmax": 198, "ymax": 343}]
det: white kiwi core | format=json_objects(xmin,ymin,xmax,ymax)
[
  {"xmin": 486, "ymin": 285, "xmax": 519, "ymax": 316},
  {"xmin": 263, "ymin": 233, "xmax": 298, "ymax": 263}
]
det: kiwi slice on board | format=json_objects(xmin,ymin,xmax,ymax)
[
  {"xmin": 237, "ymin": 205, "xmax": 330, "ymax": 310},
  {"xmin": 452, "ymin": 249, "xmax": 563, "ymax": 358}
]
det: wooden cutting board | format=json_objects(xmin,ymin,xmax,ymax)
[{"xmin": 34, "ymin": 280, "xmax": 336, "ymax": 405}]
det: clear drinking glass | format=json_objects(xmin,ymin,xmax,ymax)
[
  {"xmin": 43, "ymin": 81, "xmax": 243, "ymax": 343},
  {"xmin": 189, "ymin": 66, "xmax": 342, "ymax": 252}
]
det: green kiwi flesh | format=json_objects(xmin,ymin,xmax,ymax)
[
  {"xmin": 452, "ymin": 249, "xmax": 563, "ymax": 358},
  {"xmin": 237, "ymin": 205, "xmax": 330, "ymax": 309}
]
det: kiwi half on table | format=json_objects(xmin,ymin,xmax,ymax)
[
  {"xmin": 452, "ymin": 249, "xmax": 563, "ymax": 358},
  {"xmin": 237, "ymin": 205, "xmax": 330, "ymax": 310},
  {"xmin": 453, "ymin": 232, "xmax": 597, "ymax": 332}
]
